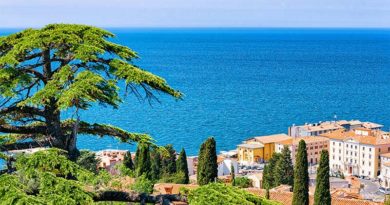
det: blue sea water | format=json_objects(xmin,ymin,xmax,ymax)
[{"xmin": 0, "ymin": 28, "xmax": 389, "ymax": 157}]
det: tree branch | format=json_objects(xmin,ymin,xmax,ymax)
[
  {"xmin": 0, "ymin": 106, "xmax": 45, "ymax": 117},
  {"xmin": 0, "ymin": 140, "xmax": 50, "ymax": 152},
  {"xmin": 0, "ymin": 123, "xmax": 46, "ymax": 135}
]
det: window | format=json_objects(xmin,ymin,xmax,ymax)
[
  {"xmin": 369, "ymin": 171, "xmax": 371, "ymax": 176},
  {"xmin": 369, "ymin": 154, "xmax": 372, "ymax": 159},
  {"xmin": 333, "ymin": 155, "xmax": 335, "ymax": 160},
  {"xmin": 379, "ymin": 148, "xmax": 381, "ymax": 152},
  {"xmin": 355, "ymin": 145, "xmax": 357, "ymax": 149},
  {"xmin": 339, "ymin": 157, "xmax": 341, "ymax": 160},
  {"xmin": 388, "ymin": 147, "xmax": 390, "ymax": 152},
  {"xmin": 363, "ymin": 161, "xmax": 365, "ymax": 165},
  {"xmin": 315, "ymin": 146, "xmax": 318, "ymax": 149},
  {"xmin": 346, "ymin": 151, "xmax": 349, "ymax": 155},
  {"xmin": 363, "ymin": 153, "xmax": 365, "ymax": 158},
  {"xmin": 363, "ymin": 147, "xmax": 365, "ymax": 150},
  {"xmin": 362, "ymin": 170, "xmax": 364, "ymax": 174},
  {"xmin": 355, "ymin": 152, "xmax": 357, "ymax": 157},
  {"xmin": 369, "ymin": 162, "xmax": 371, "ymax": 166},
  {"xmin": 369, "ymin": 148, "xmax": 372, "ymax": 152},
  {"xmin": 339, "ymin": 143, "xmax": 341, "ymax": 146},
  {"xmin": 333, "ymin": 142, "xmax": 335, "ymax": 145},
  {"xmin": 346, "ymin": 144, "xmax": 349, "ymax": 148}
]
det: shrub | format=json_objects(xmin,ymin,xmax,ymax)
[
  {"xmin": 233, "ymin": 177, "xmax": 252, "ymax": 188},
  {"xmin": 130, "ymin": 175, "xmax": 154, "ymax": 194}
]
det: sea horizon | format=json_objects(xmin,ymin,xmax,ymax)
[{"xmin": 0, "ymin": 28, "xmax": 389, "ymax": 156}]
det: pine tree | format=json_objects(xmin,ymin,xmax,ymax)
[
  {"xmin": 274, "ymin": 145, "xmax": 294, "ymax": 187},
  {"xmin": 123, "ymin": 151, "xmax": 134, "ymax": 170},
  {"xmin": 231, "ymin": 164, "xmax": 235, "ymax": 186},
  {"xmin": 197, "ymin": 137, "xmax": 218, "ymax": 186},
  {"xmin": 161, "ymin": 144, "xmax": 177, "ymax": 175},
  {"xmin": 262, "ymin": 153, "xmax": 281, "ymax": 189},
  {"xmin": 135, "ymin": 144, "xmax": 151, "ymax": 179},
  {"xmin": 314, "ymin": 150, "xmax": 331, "ymax": 205},
  {"xmin": 292, "ymin": 140, "xmax": 309, "ymax": 205},
  {"xmin": 176, "ymin": 148, "xmax": 189, "ymax": 184},
  {"xmin": 150, "ymin": 148, "xmax": 162, "ymax": 180},
  {"xmin": 0, "ymin": 24, "xmax": 181, "ymax": 158}
]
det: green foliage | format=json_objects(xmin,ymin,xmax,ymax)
[
  {"xmin": 123, "ymin": 151, "xmax": 134, "ymax": 171},
  {"xmin": 292, "ymin": 140, "xmax": 309, "ymax": 205},
  {"xmin": 231, "ymin": 164, "xmax": 235, "ymax": 186},
  {"xmin": 0, "ymin": 24, "xmax": 181, "ymax": 156},
  {"xmin": 161, "ymin": 144, "xmax": 176, "ymax": 175},
  {"xmin": 233, "ymin": 177, "xmax": 252, "ymax": 188},
  {"xmin": 0, "ymin": 149, "xmax": 95, "ymax": 204},
  {"xmin": 274, "ymin": 146, "xmax": 294, "ymax": 187},
  {"xmin": 197, "ymin": 137, "xmax": 218, "ymax": 186},
  {"xmin": 314, "ymin": 150, "xmax": 331, "ymax": 205},
  {"xmin": 159, "ymin": 172, "xmax": 187, "ymax": 184},
  {"xmin": 135, "ymin": 144, "xmax": 151, "ymax": 179},
  {"xmin": 176, "ymin": 148, "xmax": 189, "ymax": 184},
  {"xmin": 262, "ymin": 153, "xmax": 281, "ymax": 189},
  {"xmin": 76, "ymin": 150, "xmax": 100, "ymax": 174},
  {"xmin": 188, "ymin": 183, "xmax": 280, "ymax": 205},
  {"xmin": 150, "ymin": 147, "xmax": 161, "ymax": 180},
  {"xmin": 130, "ymin": 174, "xmax": 154, "ymax": 194},
  {"xmin": 116, "ymin": 163, "xmax": 135, "ymax": 177}
]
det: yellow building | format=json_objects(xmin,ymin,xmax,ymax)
[{"xmin": 237, "ymin": 133, "xmax": 292, "ymax": 164}]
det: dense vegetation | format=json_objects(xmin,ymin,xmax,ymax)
[
  {"xmin": 292, "ymin": 140, "xmax": 309, "ymax": 205},
  {"xmin": 187, "ymin": 183, "xmax": 281, "ymax": 205},
  {"xmin": 197, "ymin": 137, "xmax": 218, "ymax": 185},
  {"xmin": 0, "ymin": 24, "xmax": 181, "ymax": 159},
  {"xmin": 314, "ymin": 150, "xmax": 331, "ymax": 205}
]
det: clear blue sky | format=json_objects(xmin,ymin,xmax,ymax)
[{"xmin": 1, "ymin": 0, "xmax": 389, "ymax": 28}]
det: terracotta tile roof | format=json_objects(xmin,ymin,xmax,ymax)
[
  {"xmin": 251, "ymin": 134, "xmax": 292, "ymax": 144},
  {"xmin": 246, "ymin": 188, "xmax": 384, "ymax": 205},
  {"xmin": 277, "ymin": 136, "xmax": 329, "ymax": 146},
  {"xmin": 154, "ymin": 183, "xmax": 198, "ymax": 195},
  {"xmin": 322, "ymin": 130, "xmax": 390, "ymax": 145},
  {"xmin": 237, "ymin": 143, "xmax": 264, "ymax": 149}
]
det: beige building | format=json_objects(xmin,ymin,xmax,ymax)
[
  {"xmin": 324, "ymin": 128, "xmax": 390, "ymax": 179},
  {"xmin": 275, "ymin": 136, "xmax": 329, "ymax": 165},
  {"xmin": 237, "ymin": 134, "xmax": 292, "ymax": 164},
  {"xmin": 96, "ymin": 149, "xmax": 127, "ymax": 173}
]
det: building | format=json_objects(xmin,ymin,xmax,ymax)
[
  {"xmin": 237, "ymin": 134, "xmax": 292, "ymax": 164},
  {"xmin": 275, "ymin": 136, "xmax": 329, "ymax": 165},
  {"xmin": 379, "ymin": 153, "xmax": 390, "ymax": 190},
  {"xmin": 324, "ymin": 128, "xmax": 390, "ymax": 179},
  {"xmin": 217, "ymin": 158, "xmax": 238, "ymax": 176},
  {"xmin": 288, "ymin": 120, "xmax": 383, "ymax": 137},
  {"xmin": 187, "ymin": 156, "xmax": 198, "ymax": 176},
  {"xmin": 96, "ymin": 149, "xmax": 127, "ymax": 173}
]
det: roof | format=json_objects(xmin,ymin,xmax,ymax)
[
  {"xmin": 383, "ymin": 162, "xmax": 390, "ymax": 167},
  {"xmin": 251, "ymin": 133, "xmax": 292, "ymax": 144},
  {"xmin": 277, "ymin": 136, "xmax": 329, "ymax": 146},
  {"xmin": 322, "ymin": 129, "xmax": 390, "ymax": 146},
  {"xmin": 362, "ymin": 122, "xmax": 383, "ymax": 129},
  {"xmin": 246, "ymin": 188, "xmax": 383, "ymax": 205},
  {"xmin": 380, "ymin": 153, "xmax": 390, "ymax": 158},
  {"xmin": 237, "ymin": 143, "xmax": 264, "ymax": 149},
  {"xmin": 154, "ymin": 183, "xmax": 198, "ymax": 195}
]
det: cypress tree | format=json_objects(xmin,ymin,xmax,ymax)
[
  {"xmin": 274, "ymin": 145, "xmax": 294, "ymax": 187},
  {"xmin": 123, "ymin": 151, "xmax": 134, "ymax": 170},
  {"xmin": 292, "ymin": 140, "xmax": 309, "ymax": 205},
  {"xmin": 134, "ymin": 145, "xmax": 141, "ymax": 169},
  {"xmin": 262, "ymin": 153, "xmax": 281, "ymax": 189},
  {"xmin": 135, "ymin": 143, "xmax": 151, "ymax": 179},
  {"xmin": 161, "ymin": 144, "xmax": 177, "ymax": 175},
  {"xmin": 176, "ymin": 148, "xmax": 189, "ymax": 184},
  {"xmin": 231, "ymin": 164, "xmax": 235, "ymax": 186},
  {"xmin": 314, "ymin": 150, "xmax": 331, "ymax": 205},
  {"xmin": 197, "ymin": 137, "xmax": 218, "ymax": 185},
  {"xmin": 150, "ymin": 148, "xmax": 162, "ymax": 180}
]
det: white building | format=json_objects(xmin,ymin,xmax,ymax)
[
  {"xmin": 379, "ymin": 153, "xmax": 390, "ymax": 190},
  {"xmin": 217, "ymin": 158, "xmax": 238, "ymax": 176},
  {"xmin": 288, "ymin": 120, "xmax": 383, "ymax": 138},
  {"xmin": 324, "ymin": 128, "xmax": 390, "ymax": 179},
  {"xmin": 187, "ymin": 156, "xmax": 198, "ymax": 176}
]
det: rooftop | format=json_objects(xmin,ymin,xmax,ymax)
[
  {"xmin": 322, "ymin": 129, "xmax": 390, "ymax": 146},
  {"xmin": 237, "ymin": 143, "xmax": 264, "ymax": 149},
  {"xmin": 277, "ymin": 136, "xmax": 329, "ymax": 146},
  {"xmin": 250, "ymin": 133, "xmax": 292, "ymax": 144}
]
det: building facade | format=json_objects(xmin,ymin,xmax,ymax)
[
  {"xmin": 275, "ymin": 136, "xmax": 329, "ymax": 165},
  {"xmin": 324, "ymin": 128, "xmax": 390, "ymax": 179},
  {"xmin": 237, "ymin": 134, "xmax": 292, "ymax": 164}
]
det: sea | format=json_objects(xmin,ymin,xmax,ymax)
[{"xmin": 0, "ymin": 28, "xmax": 389, "ymax": 162}]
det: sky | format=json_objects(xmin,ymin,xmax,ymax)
[{"xmin": 0, "ymin": 0, "xmax": 389, "ymax": 28}]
